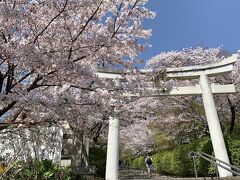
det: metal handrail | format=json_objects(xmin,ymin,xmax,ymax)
[{"xmin": 189, "ymin": 151, "xmax": 240, "ymax": 177}]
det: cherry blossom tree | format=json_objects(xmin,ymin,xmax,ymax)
[
  {"xmin": 145, "ymin": 47, "xmax": 240, "ymax": 138},
  {"xmin": 121, "ymin": 119, "xmax": 154, "ymax": 155},
  {"xmin": 119, "ymin": 47, "xmax": 240, "ymax": 154},
  {"xmin": 0, "ymin": 0, "xmax": 155, "ymax": 133}
]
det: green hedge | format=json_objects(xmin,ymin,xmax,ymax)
[
  {"xmin": 152, "ymin": 138, "xmax": 223, "ymax": 177},
  {"xmin": 226, "ymin": 135, "xmax": 240, "ymax": 167},
  {"xmin": 129, "ymin": 135, "xmax": 240, "ymax": 177},
  {"xmin": 152, "ymin": 142, "xmax": 197, "ymax": 177},
  {"xmin": 153, "ymin": 150, "xmax": 179, "ymax": 176},
  {"xmin": 132, "ymin": 156, "xmax": 145, "ymax": 168}
]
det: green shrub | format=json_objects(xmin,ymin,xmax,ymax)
[
  {"xmin": 89, "ymin": 147, "xmax": 106, "ymax": 178},
  {"xmin": 2, "ymin": 159, "xmax": 73, "ymax": 180},
  {"xmin": 132, "ymin": 156, "xmax": 145, "ymax": 168},
  {"xmin": 128, "ymin": 125, "xmax": 240, "ymax": 177},
  {"xmin": 136, "ymin": 137, "xmax": 217, "ymax": 177},
  {"xmin": 226, "ymin": 135, "xmax": 240, "ymax": 167},
  {"xmin": 146, "ymin": 135, "xmax": 240, "ymax": 177},
  {"xmin": 195, "ymin": 138, "xmax": 215, "ymax": 177},
  {"xmin": 152, "ymin": 142, "xmax": 197, "ymax": 177},
  {"xmin": 153, "ymin": 150, "xmax": 178, "ymax": 176},
  {"xmin": 176, "ymin": 143, "xmax": 196, "ymax": 177}
]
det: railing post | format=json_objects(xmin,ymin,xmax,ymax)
[
  {"xmin": 215, "ymin": 163, "xmax": 219, "ymax": 177},
  {"xmin": 192, "ymin": 156, "xmax": 198, "ymax": 177}
]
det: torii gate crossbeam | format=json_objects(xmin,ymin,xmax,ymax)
[{"xmin": 97, "ymin": 55, "xmax": 237, "ymax": 179}]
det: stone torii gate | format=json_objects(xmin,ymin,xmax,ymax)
[{"xmin": 96, "ymin": 55, "xmax": 237, "ymax": 179}]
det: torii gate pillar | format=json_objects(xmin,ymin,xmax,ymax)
[
  {"xmin": 105, "ymin": 80, "xmax": 121, "ymax": 180},
  {"xmin": 200, "ymin": 72, "xmax": 231, "ymax": 176},
  {"xmin": 165, "ymin": 55, "xmax": 237, "ymax": 177},
  {"xmin": 105, "ymin": 116, "xmax": 119, "ymax": 180}
]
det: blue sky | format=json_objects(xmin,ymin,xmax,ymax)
[{"xmin": 139, "ymin": 0, "xmax": 240, "ymax": 62}]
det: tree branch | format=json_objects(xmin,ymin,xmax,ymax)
[
  {"xmin": 72, "ymin": 1, "xmax": 103, "ymax": 42},
  {"xmin": 0, "ymin": 101, "xmax": 17, "ymax": 117},
  {"xmin": 0, "ymin": 71, "xmax": 4, "ymax": 92},
  {"xmin": 33, "ymin": 0, "xmax": 68, "ymax": 44},
  {"xmin": 112, "ymin": 0, "xmax": 139, "ymax": 38},
  {"xmin": 70, "ymin": 85, "xmax": 96, "ymax": 91},
  {"xmin": 11, "ymin": 70, "xmax": 34, "ymax": 90},
  {"xmin": 5, "ymin": 63, "xmax": 15, "ymax": 94},
  {"xmin": 27, "ymin": 70, "xmax": 57, "ymax": 92}
]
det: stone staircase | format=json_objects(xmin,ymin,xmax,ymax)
[
  {"xmin": 160, "ymin": 177, "xmax": 240, "ymax": 180},
  {"xmin": 119, "ymin": 166, "xmax": 148, "ymax": 179},
  {"xmin": 119, "ymin": 166, "xmax": 161, "ymax": 180},
  {"xmin": 119, "ymin": 168, "xmax": 240, "ymax": 180},
  {"xmin": 120, "ymin": 176, "xmax": 240, "ymax": 180},
  {"xmin": 118, "ymin": 166, "xmax": 240, "ymax": 180}
]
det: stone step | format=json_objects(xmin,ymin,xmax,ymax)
[
  {"xmin": 119, "ymin": 174, "xmax": 158, "ymax": 180},
  {"xmin": 159, "ymin": 177, "xmax": 240, "ymax": 180},
  {"xmin": 121, "ymin": 176, "xmax": 240, "ymax": 180}
]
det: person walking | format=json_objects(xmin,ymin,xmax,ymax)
[{"xmin": 145, "ymin": 155, "xmax": 153, "ymax": 178}]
